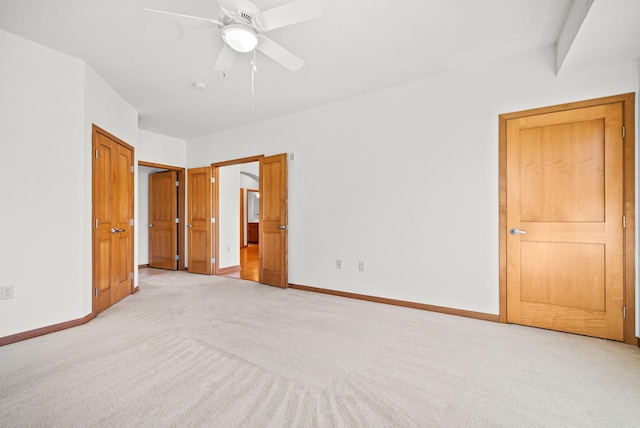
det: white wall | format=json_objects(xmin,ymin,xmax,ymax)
[
  {"xmin": 0, "ymin": 30, "xmax": 85, "ymax": 336},
  {"xmin": 138, "ymin": 129, "xmax": 186, "ymax": 166},
  {"xmin": 218, "ymin": 165, "xmax": 241, "ymax": 268},
  {"xmin": 240, "ymin": 162, "xmax": 259, "ymax": 246},
  {"xmin": 0, "ymin": 30, "xmax": 139, "ymax": 338},
  {"xmin": 83, "ymin": 64, "xmax": 138, "ymax": 292},
  {"xmin": 188, "ymin": 45, "xmax": 639, "ymax": 321}
]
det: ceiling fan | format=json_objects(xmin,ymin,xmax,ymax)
[{"xmin": 145, "ymin": 0, "xmax": 322, "ymax": 72}]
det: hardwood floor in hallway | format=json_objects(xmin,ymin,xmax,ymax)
[{"xmin": 221, "ymin": 244, "xmax": 259, "ymax": 282}]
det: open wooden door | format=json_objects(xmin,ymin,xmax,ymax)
[
  {"xmin": 259, "ymin": 154, "xmax": 288, "ymax": 287},
  {"xmin": 149, "ymin": 171, "xmax": 178, "ymax": 270},
  {"xmin": 187, "ymin": 167, "xmax": 214, "ymax": 274},
  {"xmin": 504, "ymin": 102, "xmax": 625, "ymax": 340},
  {"xmin": 92, "ymin": 125, "xmax": 134, "ymax": 315}
]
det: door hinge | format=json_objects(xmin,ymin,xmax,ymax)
[
  {"xmin": 95, "ymin": 149, "xmax": 98, "ymax": 159},
  {"xmin": 175, "ymin": 181, "xmax": 179, "ymax": 187},
  {"xmin": 131, "ymin": 165, "xmax": 135, "ymax": 173},
  {"xmin": 94, "ymin": 288, "xmax": 98, "ymax": 298},
  {"xmin": 130, "ymin": 272, "xmax": 134, "ymax": 280},
  {"xmin": 95, "ymin": 219, "xmax": 98, "ymax": 228},
  {"xmin": 211, "ymin": 258, "xmax": 216, "ymax": 264},
  {"xmin": 175, "ymin": 218, "xmax": 179, "ymax": 224},
  {"xmin": 175, "ymin": 255, "xmax": 179, "ymax": 261},
  {"xmin": 622, "ymin": 125, "xmax": 626, "ymax": 138},
  {"xmin": 211, "ymin": 177, "xmax": 215, "ymax": 183},
  {"xmin": 211, "ymin": 218, "xmax": 216, "ymax": 223},
  {"xmin": 623, "ymin": 215, "xmax": 626, "ymax": 228},
  {"xmin": 130, "ymin": 219, "xmax": 134, "ymax": 226},
  {"xmin": 623, "ymin": 306, "xmax": 626, "ymax": 318}
]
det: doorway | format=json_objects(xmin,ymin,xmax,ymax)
[
  {"xmin": 499, "ymin": 93, "xmax": 636, "ymax": 344},
  {"xmin": 138, "ymin": 161, "xmax": 186, "ymax": 271},
  {"xmin": 217, "ymin": 162, "xmax": 261, "ymax": 282},
  {"xmin": 201, "ymin": 154, "xmax": 288, "ymax": 287}
]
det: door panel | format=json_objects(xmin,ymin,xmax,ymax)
[
  {"xmin": 506, "ymin": 103, "xmax": 624, "ymax": 340},
  {"xmin": 187, "ymin": 167, "xmax": 213, "ymax": 274},
  {"xmin": 520, "ymin": 242, "xmax": 605, "ymax": 311},
  {"xmin": 92, "ymin": 126, "xmax": 134, "ymax": 315},
  {"xmin": 259, "ymin": 154, "xmax": 288, "ymax": 288},
  {"xmin": 519, "ymin": 119, "xmax": 605, "ymax": 222},
  {"xmin": 93, "ymin": 133, "xmax": 113, "ymax": 314},
  {"xmin": 113, "ymin": 144, "xmax": 133, "ymax": 304},
  {"xmin": 149, "ymin": 171, "xmax": 178, "ymax": 270}
]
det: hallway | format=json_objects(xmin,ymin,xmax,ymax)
[{"xmin": 221, "ymin": 244, "xmax": 259, "ymax": 282}]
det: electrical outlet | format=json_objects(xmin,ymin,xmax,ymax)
[
  {"xmin": 1, "ymin": 285, "xmax": 15, "ymax": 300},
  {"xmin": 336, "ymin": 259, "xmax": 342, "ymax": 269},
  {"xmin": 358, "ymin": 261, "xmax": 365, "ymax": 272}
]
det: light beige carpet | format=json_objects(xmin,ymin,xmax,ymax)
[{"xmin": 0, "ymin": 270, "xmax": 639, "ymax": 427}]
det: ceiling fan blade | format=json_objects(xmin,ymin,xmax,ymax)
[
  {"xmin": 254, "ymin": 0, "xmax": 322, "ymax": 32},
  {"xmin": 216, "ymin": 0, "xmax": 240, "ymax": 15},
  {"xmin": 256, "ymin": 35, "xmax": 303, "ymax": 72},
  {"xmin": 144, "ymin": 8, "xmax": 223, "ymax": 27},
  {"xmin": 214, "ymin": 44, "xmax": 238, "ymax": 72}
]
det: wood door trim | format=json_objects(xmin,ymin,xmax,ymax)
[
  {"xmin": 240, "ymin": 188, "xmax": 245, "ymax": 248},
  {"xmin": 138, "ymin": 161, "xmax": 186, "ymax": 271},
  {"xmin": 0, "ymin": 313, "xmax": 96, "ymax": 346},
  {"xmin": 498, "ymin": 93, "xmax": 636, "ymax": 344},
  {"xmin": 289, "ymin": 284, "xmax": 500, "ymax": 322},
  {"xmin": 94, "ymin": 124, "xmax": 134, "ymax": 151},
  {"xmin": 212, "ymin": 166, "xmax": 220, "ymax": 274},
  {"xmin": 212, "ymin": 155, "xmax": 263, "ymax": 168},
  {"xmin": 218, "ymin": 265, "xmax": 241, "ymax": 275}
]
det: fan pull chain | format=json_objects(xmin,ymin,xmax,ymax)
[{"xmin": 251, "ymin": 49, "xmax": 257, "ymax": 111}]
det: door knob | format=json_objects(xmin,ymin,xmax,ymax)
[
  {"xmin": 148, "ymin": 224, "xmax": 153, "ymax": 228},
  {"xmin": 187, "ymin": 224, "xmax": 193, "ymax": 228},
  {"xmin": 278, "ymin": 225, "xmax": 286, "ymax": 230},
  {"xmin": 111, "ymin": 228, "xmax": 125, "ymax": 233},
  {"xmin": 510, "ymin": 228, "xmax": 527, "ymax": 235}
]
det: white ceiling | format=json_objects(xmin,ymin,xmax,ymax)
[{"xmin": 1, "ymin": 0, "xmax": 638, "ymax": 140}]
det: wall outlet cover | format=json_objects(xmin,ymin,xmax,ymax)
[{"xmin": 1, "ymin": 285, "xmax": 15, "ymax": 300}]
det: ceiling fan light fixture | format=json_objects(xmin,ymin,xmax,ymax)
[{"xmin": 222, "ymin": 24, "xmax": 258, "ymax": 53}]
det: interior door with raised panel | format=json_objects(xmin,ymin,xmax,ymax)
[
  {"xmin": 505, "ymin": 103, "xmax": 624, "ymax": 340},
  {"xmin": 259, "ymin": 154, "xmax": 288, "ymax": 288},
  {"xmin": 149, "ymin": 171, "xmax": 178, "ymax": 270},
  {"xmin": 187, "ymin": 167, "xmax": 213, "ymax": 274},
  {"xmin": 92, "ymin": 126, "xmax": 134, "ymax": 315}
]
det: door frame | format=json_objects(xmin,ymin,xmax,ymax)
[
  {"xmin": 498, "ymin": 93, "xmax": 636, "ymax": 344},
  {"xmin": 138, "ymin": 161, "xmax": 186, "ymax": 271},
  {"xmin": 211, "ymin": 155, "xmax": 263, "ymax": 275}
]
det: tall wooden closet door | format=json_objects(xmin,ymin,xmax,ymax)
[{"xmin": 92, "ymin": 125, "xmax": 134, "ymax": 315}]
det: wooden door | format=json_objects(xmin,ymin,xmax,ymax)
[
  {"xmin": 187, "ymin": 167, "xmax": 213, "ymax": 274},
  {"xmin": 505, "ymin": 103, "xmax": 624, "ymax": 340},
  {"xmin": 149, "ymin": 171, "xmax": 178, "ymax": 270},
  {"xmin": 259, "ymin": 154, "xmax": 288, "ymax": 287},
  {"xmin": 92, "ymin": 126, "xmax": 134, "ymax": 315}
]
